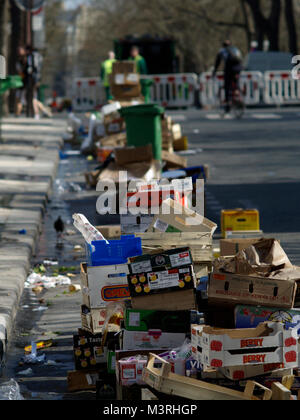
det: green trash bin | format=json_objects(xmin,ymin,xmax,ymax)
[
  {"xmin": 120, "ymin": 104, "xmax": 165, "ymax": 161},
  {"xmin": 0, "ymin": 75, "xmax": 23, "ymax": 94},
  {"xmin": 140, "ymin": 79, "xmax": 154, "ymax": 104}
]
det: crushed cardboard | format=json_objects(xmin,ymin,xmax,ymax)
[
  {"xmin": 115, "ymin": 144, "xmax": 153, "ymax": 167},
  {"xmin": 98, "ymin": 160, "xmax": 161, "ymax": 184},
  {"xmin": 214, "ymin": 239, "xmax": 293, "ymax": 276}
]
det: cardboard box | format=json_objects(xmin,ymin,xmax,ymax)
[
  {"xmin": 171, "ymin": 124, "xmax": 182, "ymax": 141},
  {"xmin": 131, "ymin": 288, "xmax": 197, "ymax": 311},
  {"xmin": 195, "ymin": 322, "xmax": 298, "ymax": 369},
  {"xmin": 111, "ymin": 82, "xmax": 141, "ymax": 100},
  {"xmin": 173, "ymin": 136, "xmax": 189, "ymax": 152},
  {"xmin": 161, "ymin": 116, "xmax": 173, "ymax": 133},
  {"xmin": 104, "ymin": 119, "xmax": 125, "ymax": 136},
  {"xmin": 80, "ymin": 263, "xmax": 130, "ymax": 309},
  {"xmin": 81, "ymin": 305, "xmax": 107, "ymax": 334},
  {"xmin": 137, "ymin": 232, "xmax": 213, "ymax": 265},
  {"xmin": 125, "ymin": 308, "xmax": 191, "ymax": 333},
  {"xmin": 150, "ymin": 198, "xmax": 217, "ymax": 235},
  {"xmin": 162, "ymin": 150, "xmax": 187, "ymax": 170},
  {"xmin": 73, "ymin": 333, "xmax": 109, "ymax": 370},
  {"xmin": 115, "ymin": 349, "xmax": 165, "ymax": 387},
  {"xmin": 107, "ymin": 351, "xmax": 116, "ymax": 374},
  {"xmin": 220, "ymin": 238, "xmax": 265, "ymax": 257},
  {"xmin": 101, "ymin": 132, "xmax": 127, "ymax": 148},
  {"xmin": 128, "ymin": 265, "xmax": 196, "ymax": 298},
  {"xmin": 220, "ymin": 364, "xmax": 291, "ymax": 381},
  {"xmin": 98, "ymin": 160, "xmax": 161, "ymax": 184},
  {"xmin": 113, "ymin": 61, "xmax": 136, "ymax": 75},
  {"xmin": 115, "ymin": 144, "xmax": 153, "ymax": 167},
  {"xmin": 235, "ymin": 304, "xmax": 300, "ymax": 332},
  {"xmin": 118, "ymin": 357, "xmax": 148, "ymax": 386},
  {"xmin": 124, "ymin": 179, "xmax": 193, "ymax": 215},
  {"xmin": 208, "ymin": 271, "xmax": 297, "ymax": 309},
  {"xmin": 67, "ymin": 370, "xmax": 102, "ymax": 392},
  {"xmin": 121, "ymin": 214, "xmax": 154, "ymax": 234},
  {"xmin": 129, "ymin": 247, "xmax": 193, "ymax": 274},
  {"xmin": 114, "ymin": 73, "xmax": 140, "ymax": 86},
  {"xmin": 96, "ymin": 225, "xmax": 121, "ymax": 239},
  {"xmin": 121, "ymin": 329, "xmax": 186, "ymax": 351}
]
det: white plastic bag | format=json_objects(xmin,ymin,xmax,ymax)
[
  {"xmin": 0, "ymin": 379, "xmax": 24, "ymax": 400},
  {"xmin": 72, "ymin": 214, "xmax": 108, "ymax": 245}
]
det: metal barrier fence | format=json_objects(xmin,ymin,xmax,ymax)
[
  {"xmin": 72, "ymin": 70, "xmax": 299, "ymax": 111},
  {"xmin": 199, "ymin": 71, "xmax": 263, "ymax": 107},
  {"xmin": 263, "ymin": 71, "xmax": 300, "ymax": 105},
  {"xmin": 72, "ymin": 78, "xmax": 105, "ymax": 112},
  {"xmin": 140, "ymin": 73, "xmax": 198, "ymax": 108}
]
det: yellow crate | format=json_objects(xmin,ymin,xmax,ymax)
[{"xmin": 221, "ymin": 209, "xmax": 260, "ymax": 238}]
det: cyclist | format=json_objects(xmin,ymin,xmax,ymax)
[{"xmin": 213, "ymin": 40, "xmax": 243, "ymax": 115}]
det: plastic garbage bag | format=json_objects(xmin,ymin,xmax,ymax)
[
  {"xmin": 0, "ymin": 379, "xmax": 24, "ymax": 400},
  {"xmin": 17, "ymin": 368, "xmax": 33, "ymax": 376},
  {"xmin": 22, "ymin": 342, "xmax": 46, "ymax": 364},
  {"xmin": 25, "ymin": 272, "xmax": 71, "ymax": 289},
  {"xmin": 81, "ymin": 114, "xmax": 97, "ymax": 153}
]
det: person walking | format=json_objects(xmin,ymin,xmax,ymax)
[
  {"xmin": 100, "ymin": 51, "xmax": 116, "ymax": 102},
  {"xmin": 15, "ymin": 46, "xmax": 27, "ymax": 117}
]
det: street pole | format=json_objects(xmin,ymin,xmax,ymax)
[{"xmin": 26, "ymin": 0, "xmax": 34, "ymax": 117}]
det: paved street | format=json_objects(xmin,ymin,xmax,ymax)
[
  {"xmin": 1, "ymin": 106, "xmax": 300, "ymax": 399},
  {"xmin": 170, "ymin": 107, "xmax": 300, "ymax": 264}
]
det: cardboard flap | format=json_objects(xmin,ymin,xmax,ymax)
[
  {"xmin": 269, "ymin": 267, "xmax": 300, "ymax": 281},
  {"xmin": 151, "ymin": 198, "xmax": 217, "ymax": 235}
]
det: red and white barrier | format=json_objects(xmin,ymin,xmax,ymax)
[
  {"xmin": 71, "ymin": 70, "xmax": 299, "ymax": 110},
  {"xmin": 141, "ymin": 73, "xmax": 199, "ymax": 108},
  {"xmin": 264, "ymin": 71, "xmax": 300, "ymax": 105},
  {"xmin": 199, "ymin": 71, "xmax": 263, "ymax": 107},
  {"xmin": 72, "ymin": 78, "xmax": 105, "ymax": 112}
]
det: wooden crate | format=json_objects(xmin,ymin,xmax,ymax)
[
  {"xmin": 142, "ymin": 353, "xmax": 272, "ymax": 401},
  {"xmin": 136, "ymin": 232, "xmax": 213, "ymax": 264}
]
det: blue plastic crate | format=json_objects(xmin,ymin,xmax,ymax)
[{"xmin": 86, "ymin": 235, "xmax": 142, "ymax": 266}]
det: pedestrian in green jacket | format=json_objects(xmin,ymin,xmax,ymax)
[
  {"xmin": 100, "ymin": 51, "xmax": 116, "ymax": 101},
  {"xmin": 129, "ymin": 46, "xmax": 148, "ymax": 75}
]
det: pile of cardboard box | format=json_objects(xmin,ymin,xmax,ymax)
[
  {"xmin": 68, "ymin": 202, "xmax": 300, "ymax": 400},
  {"xmin": 110, "ymin": 61, "xmax": 142, "ymax": 103}
]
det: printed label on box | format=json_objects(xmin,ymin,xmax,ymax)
[
  {"xmin": 148, "ymin": 270, "xmax": 180, "ymax": 290},
  {"xmin": 122, "ymin": 365, "xmax": 136, "ymax": 379},
  {"xmin": 129, "ymin": 311, "xmax": 141, "ymax": 327},
  {"xmin": 115, "ymin": 74, "xmax": 125, "ymax": 84},
  {"xmin": 130, "ymin": 260, "xmax": 152, "ymax": 274},
  {"xmin": 169, "ymin": 251, "xmax": 192, "ymax": 267},
  {"xmin": 86, "ymin": 373, "xmax": 99, "ymax": 386},
  {"xmin": 127, "ymin": 73, "xmax": 139, "ymax": 83}
]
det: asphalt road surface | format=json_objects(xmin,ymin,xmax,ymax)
[
  {"xmin": 2, "ymin": 106, "xmax": 300, "ymax": 400},
  {"xmin": 170, "ymin": 107, "xmax": 300, "ymax": 264}
]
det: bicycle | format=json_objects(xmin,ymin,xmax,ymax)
[{"xmin": 217, "ymin": 74, "xmax": 246, "ymax": 119}]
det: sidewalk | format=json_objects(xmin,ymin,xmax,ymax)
[{"xmin": 0, "ymin": 117, "xmax": 65, "ymax": 375}]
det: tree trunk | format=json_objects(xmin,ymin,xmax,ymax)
[
  {"xmin": 245, "ymin": 0, "xmax": 267, "ymax": 50},
  {"xmin": 240, "ymin": 0, "xmax": 253, "ymax": 51},
  {"xmin": 245, "ymin": 0, "xmax": 282, "ymax": 51},
  {"xmin": 267, "ymin": 0, "xmax": 281, "ymax": 51},
  {"xmin": 285, "ymin": 0, "xmax": 298, "ymax": 55}
]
